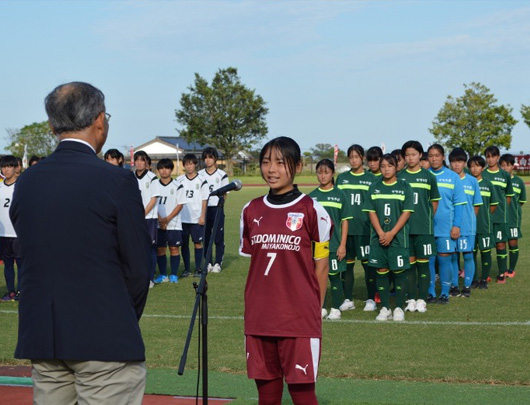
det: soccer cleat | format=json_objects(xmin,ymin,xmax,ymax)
[
  {"xmin": 415, "ymin": 299, "xmax": 427, "ymax": 313},
  {"xmin": 438, "ymin": 295, "xmax": 449, "ymax": 304},
  {"xmin": 339, "ymin": 299, "xmax": 355, "ymax": 311},
  {"xmin": 375, "ymin": 307, "xmax": 392, "ymax": 321},
  {"xmin": 461, "ymin": 287, "xmax": 471, "ymax": 298},
  {"xmin": 404, "ymin": 299, "xmax": 416, "ymax": 312},
  {"xmin": 504, "ymin": 270, "xmax": 516, "ymax": 278},
  {"xmin": 486, "ymin": 276, "xmax": 492, "ymax": 283},
  {"xmin": 181, "ymin": 270, "xmax": 191, "ymax": 278},
  {"xmin": 154, "ymin": 275, "xmax": 169, "ymax": 284},
  {"xmin": 207, "ymin": 263, "xmax": 213, "ymax": 273},
  {"xmin": 449, "ymin": 286, "xmax": 460, "ymax": 297},
  {"xmin": 363, "ymin": 299, "xmax": 377, "ymax": 312},
  {"xmin": 496, "ymin": 274, "xmax": 506, "ymax": 284},
  {"xmin": 1, "ymin": 292, "xmax": 16, "ymax": 302},
  {"xmin": 470, "ymin": 280, "xmax": 479, "ymax": 289},
  {"xmin": 321, "ymin": 308, "xmax": 328, "ymax": 319},
  {"xmin": 149, "ymin": 281, "xmax": 155, "ymax": 289},
  {"xmin": 169, "ymin": 275, "xmax": 178, "ymax": 283},
  {"xmin": 193, "ymin": 269, "xmax": 202, "ymax": 277},
  {"xmin": 478, "ymin": 280, "xmax": 488, "ymax": 290},
  {"xmin": 374, "ymin": 292, "xmax": 381, "ymax": 304},
  {"xmin": 211, "ymin": 263, "xmax": 222, "ymax": 273},
  {"xmin": 327, "ymin": 308, "xmax": 341, "ymax": 320},
  {"xmin": 14, "ymin": 291, "xmax": 20, "ymax": 301},
  {"xmin": 393, "ymin": 307, "xmax": 405, "ymax": 322},
  {"xmin": 426, "ymin": 294, "xmax": 437, "ymax": 304}
]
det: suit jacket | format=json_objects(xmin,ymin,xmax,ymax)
[{"xmin": 10, "ymin": 140, "xmax": 151, "ymax": 362}]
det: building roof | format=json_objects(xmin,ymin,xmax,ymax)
[{"xmin": 157, "ymin": 136, "xmax": 205, "ymax": 151}]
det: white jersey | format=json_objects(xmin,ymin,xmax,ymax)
[
  {"xmin": 0, "ymin": 181, "xmax": 16, "ymax": 237},
  {"xmin": 157, "ymin": 179, "xmax": 187, "ymax": 231},
  {"xmin": 176, "ymin": 173, "xmax": 208, "ymax": 223},
  {"xmin": 136, "ymin": 170, "xmax": 161, "ymax": 219},
  {"xmin": 198, "ymin": 168, "xmax": 229, "ymax": 206}
]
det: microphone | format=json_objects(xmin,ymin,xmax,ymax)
[{"xmin": 209, "ymin": 179, "xmax": 243, "ymax": 196}]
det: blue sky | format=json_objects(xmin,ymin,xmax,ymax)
[{"xmin": 1, "ymin": 1, "xmax": 529, "ymax": 155}]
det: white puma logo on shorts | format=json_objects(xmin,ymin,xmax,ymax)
[{"xmin": 295, "ymin": 364, "xmax": 308, "ymax": 375}]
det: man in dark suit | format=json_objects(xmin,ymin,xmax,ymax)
[{"xmin": 10, "ymin": 82, "xmax": 151, "ymax": 404}]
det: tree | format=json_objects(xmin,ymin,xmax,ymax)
[
  {"xmin": 176, "ymin": 67, "xmax": 268, "ymax": 175},
  {"xmin": 309, "ymin": 143, "xmax": 347, "ymax": 162},
  {"xmin": 429, "ymin": 82, "xmax": 517, "ymax": 157},
  {"xmin": 5, "ymin": 121, "xmax": 58, "ymax": 157},
  {"xmin": 521, "ymin": 104, "xmax": 530, "ymax": 130}
]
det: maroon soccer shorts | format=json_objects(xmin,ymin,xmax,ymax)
[{"xmin": 245, "ymin": 335, "xmax": 321, "ymax": 384}]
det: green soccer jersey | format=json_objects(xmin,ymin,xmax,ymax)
[
  {"xmin": 476, "ymin": 178, "xmax": 500, "ymax": 235},
  {"xmin": 336, "ymin": 170, "xmax": 377, "ymax": 236},
  {"xmin": 309, "ymin": 186, "xmax": 353, "ymax": 252},
  {"xmin": 363, "ymin": 178, "xmax": 414, "ymax": 248},
  {"xmin": 508, "ymin": 174, "xmax": 527, "ymax": 229},
  {"xmin": 482, "ymin": 168, "xmax": 514, "ymax": 224},
  {"xmin": 397, "ymin": 168, "xmax": 440, "ymax": 235}
]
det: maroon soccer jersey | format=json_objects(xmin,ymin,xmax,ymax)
[{"xmin": 240, "ymin": 194, "xmax": 331, "ymax": 338}]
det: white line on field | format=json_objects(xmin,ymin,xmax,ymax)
[
  {"xmin": 140, "ymin": 314, "xmax": 530, "ymax": 327},
  {"xmin": 2, "ymin": 310, "xmax": 528, "ymax": 326}
]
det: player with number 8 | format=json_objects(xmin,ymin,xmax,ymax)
[{"xmin": 310, "ymin": 159, "xmax": 353, "ymax": 320}]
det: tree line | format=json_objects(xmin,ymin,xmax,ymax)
[{"xmin": 5, "ymin": 71, "xmax": 530, "ymax": 173}]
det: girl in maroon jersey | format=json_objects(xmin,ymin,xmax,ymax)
[{"xmin": 239, "ymin": 137, "xmax": 331, "ymax": 404}]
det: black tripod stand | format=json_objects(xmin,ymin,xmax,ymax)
[{"xmin": 178, "ymin": 194, "xmax": 225, "ymax": 403}]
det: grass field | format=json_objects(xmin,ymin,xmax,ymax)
[{"xmin": 0, "ymin": 183, "xmax": 529, "ymax": 403}]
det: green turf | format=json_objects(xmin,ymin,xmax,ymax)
[
  {"xmin": 0, "ymin": 184, "xmax": 529, "ymax": 403},
  {"xmin": 145, "ymin": 369, "xmax": 530, "ymax": 404}
]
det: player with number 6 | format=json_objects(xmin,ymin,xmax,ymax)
[{"xmin": 363, "ymin": 154, "xmax": 415, "ymax": 321}]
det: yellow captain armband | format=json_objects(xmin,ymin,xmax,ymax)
[{"xmin": 313, "ymin": 241, "xmax": 330, "ymax": 260}]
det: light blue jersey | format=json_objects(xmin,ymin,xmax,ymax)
[
  {"xmin": 459, "ymin": 174, "xmax": 483, "ymax": 236},
  {"xmin": 429, "ymin": 167, "xmax": 467, "ymax": 237}
]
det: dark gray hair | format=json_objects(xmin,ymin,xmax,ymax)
[{"xmin": 45, "ymin": 82, "xmax": 105, "ymax": 135}]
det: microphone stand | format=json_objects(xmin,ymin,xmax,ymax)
[{"xmin": 178, "ymin": 193, "xmax": 225, "ymax": 404}]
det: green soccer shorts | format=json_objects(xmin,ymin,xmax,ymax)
[
  {"xmin": 346, "ymin": 234, "xmax": 371, "ymax": 262},
  {"xmin": 329, "ymin": 251, "xmax": 347, "ymax": 275},
  {"xmin": 368, "ymin": 242, "xmax": 410, "ymax": 271},
  {"xmin": 409, "ymin": 234, "xmax": 436, "ymax": 260}
]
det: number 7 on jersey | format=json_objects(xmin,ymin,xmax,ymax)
[{"xmin": 264, "ymin": 252, "xmax": 277, "ymax": 276}]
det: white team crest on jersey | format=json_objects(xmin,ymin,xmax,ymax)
[
  {"xmin": 170, "ymin": 189, "xmax": 174, "ymax": 195},
  {"xmin": 286, "ymin": 212, "xmax": 304, "ymax": 231},
  {"xmin": 146, "ymin": 182, "xmax": 150, "ymax": 189}
]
